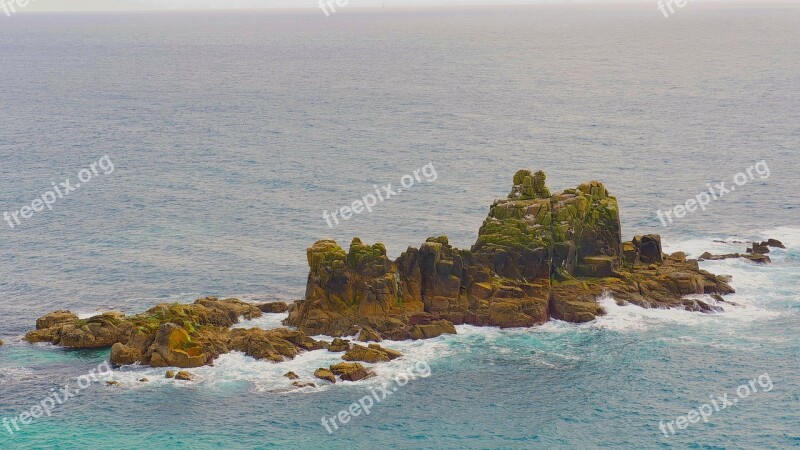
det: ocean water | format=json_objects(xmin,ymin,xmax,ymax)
[{"xmin": 1, "ymin": 4, "xmax": 799, "ymax": 449}]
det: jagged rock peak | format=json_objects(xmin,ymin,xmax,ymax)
[{"xmin": 509, "ymin": 169, "xmax": 552, "ymax": 200}]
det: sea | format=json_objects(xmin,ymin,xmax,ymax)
[{"xmin": 0, "ymin": 3, "xmax": 798, "ymax": 449}]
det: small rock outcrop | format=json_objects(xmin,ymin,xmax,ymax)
[
  {"xmin": 700, "ymin": 252, "xmax": 771, "ymax": 264},
  {"xmin": 27, "ymin": 297, "xmax": 323, "ymax": 369}
]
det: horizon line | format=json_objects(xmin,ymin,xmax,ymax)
[{"xmin": 8, "ymin": 0, "xmax": 799, "ymax": 15}]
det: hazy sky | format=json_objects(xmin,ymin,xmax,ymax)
[{"xmin": 15, "ymin": 0, "xmax": 739, "ymax": 13}]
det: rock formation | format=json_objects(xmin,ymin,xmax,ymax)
[
  {"xmin": 27, "ymin": 170, "xmax": 749, "ymax": 375},
  {"xmin": 286, "ymin": 170, "xmax": 736, "ymax": 338}
]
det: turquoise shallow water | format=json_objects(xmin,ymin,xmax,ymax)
[{"xmin": 1, "ymin": 4, "xmax": 799, "ymax": 449}]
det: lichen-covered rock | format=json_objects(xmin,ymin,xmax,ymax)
[
  {"xmin": 110, "ymin": 342, "xmax": 143, "ymax": 366},
  {"xmin": 36, "ymin": 310, "xmax": 79, "ymax": 330},
  {"xmin": 286, "ymin": 238, "xmax": 409, "ymax": 337},
  {"xmin": 26, "ymin": 297, "xmax": 323, "ymax": 370},
  {"xmin": 342, "ymin": 343, "xmax": 402, "ymax": 363},
  {"xmin": 146, "ymin": 323, "xmax": 209, "ymax": 368},
  {"xmin": 287, "ymin": 170, "xmax": 742, "ymax": 338}
]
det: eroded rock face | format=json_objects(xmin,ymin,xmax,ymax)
[{"xmin": 287, "ymin": 170, "xmax": 739, "ymax": 335}]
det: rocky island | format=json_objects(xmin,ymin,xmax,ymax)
[{"xmin": 26, "ymin": 170, "xmax": 772, "ymax": 381}]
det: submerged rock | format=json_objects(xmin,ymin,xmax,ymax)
[{"xmin": 699, "ymin": 252, "xmax": 771, "ymax": 264}]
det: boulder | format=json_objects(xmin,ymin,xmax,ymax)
[
  {"xmin": 314, "ymin": 368, "xmax": 336, "ymax": 384},
  {"xmin": 146, "ymin": 323, "xmax": 209, "ymax": 368},
  {"xmin": 227, "ymin": 328, "xmax": 304, "ymax": 362},
  {"xmin": 165, "ymin": 370, "xmax": 176, "ymax": 378},
  {"xmin": 258, "ymin": 302, "xmax": 289, "ymax": 314},
  {"xmin": 174, "ymin": 371, "xmax": 194, "ymax": 381},
  {"xmin": 356, "ymin": 326, "xmax": 382, "ymax": 342},
  {"xmin": 110, "ymin": 342, "xmax": 143, "ymax": 366},
  {"xmin": 765, "ymin": 238, "xmax": 785, "ymax": 249},
  {"xmin": 36, "ymin": 310, "xmax": 79, "ymax": 330},
  {"xmin": 328, "ymin": 338, "xmax": 352, "ymax": 352},
  {"xmin": 368, "ymin": 343, "xmax": 402, "ymax": 360},
  {"xmin": 633, "ymin": 235, "xmax": 663, "ymax": 264},
  {"xmin": 329, "ymin": 362, "xmax": 370, "ymax": 382},
  {"xmin": 747, "ymin": 243, "xmax": 770, "ymax": 255},
  {"xmin": 409, "ymin": 320, "xmax": 457, "ymax": 340},
  {"xmin": 283, "ymin": 371, "xmax": 299, "ymax": 380}
]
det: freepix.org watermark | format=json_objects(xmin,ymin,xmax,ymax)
[
  {"xmin": 1, "ymin": 0, "xmax": 36, "ymax": 17},
  {"xmin": 319, "ymin": 0, "xmax": 348, "ymax": 17},
  {"xmin": 322, "ymin": 163, "xmax": 437, "ymax": 229},
  {"xmin": 321, "ymin": 360, "xmax": 432, "ymax": 434},
  {"xmin": 3, "ymin": 361, "xmax": 114, "ymax": 436},
  {"xmin": 658, "ymin": 372, "xmax": 773, "ymax": 438},
  {"xmin": 3, "ymin": 155, "xmax": 114, "ymax": 230},
  {"xmin": 656, "ymin": 160, "xmax": 770, "ymax": 227},
  {"xmin": 657, "ymin": 0, "xmax": 691, "ymax": 18}
]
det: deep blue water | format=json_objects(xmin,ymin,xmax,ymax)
[{"xmin": 0, "ymin": 4, "xmax": 799, "ymax": 449}]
